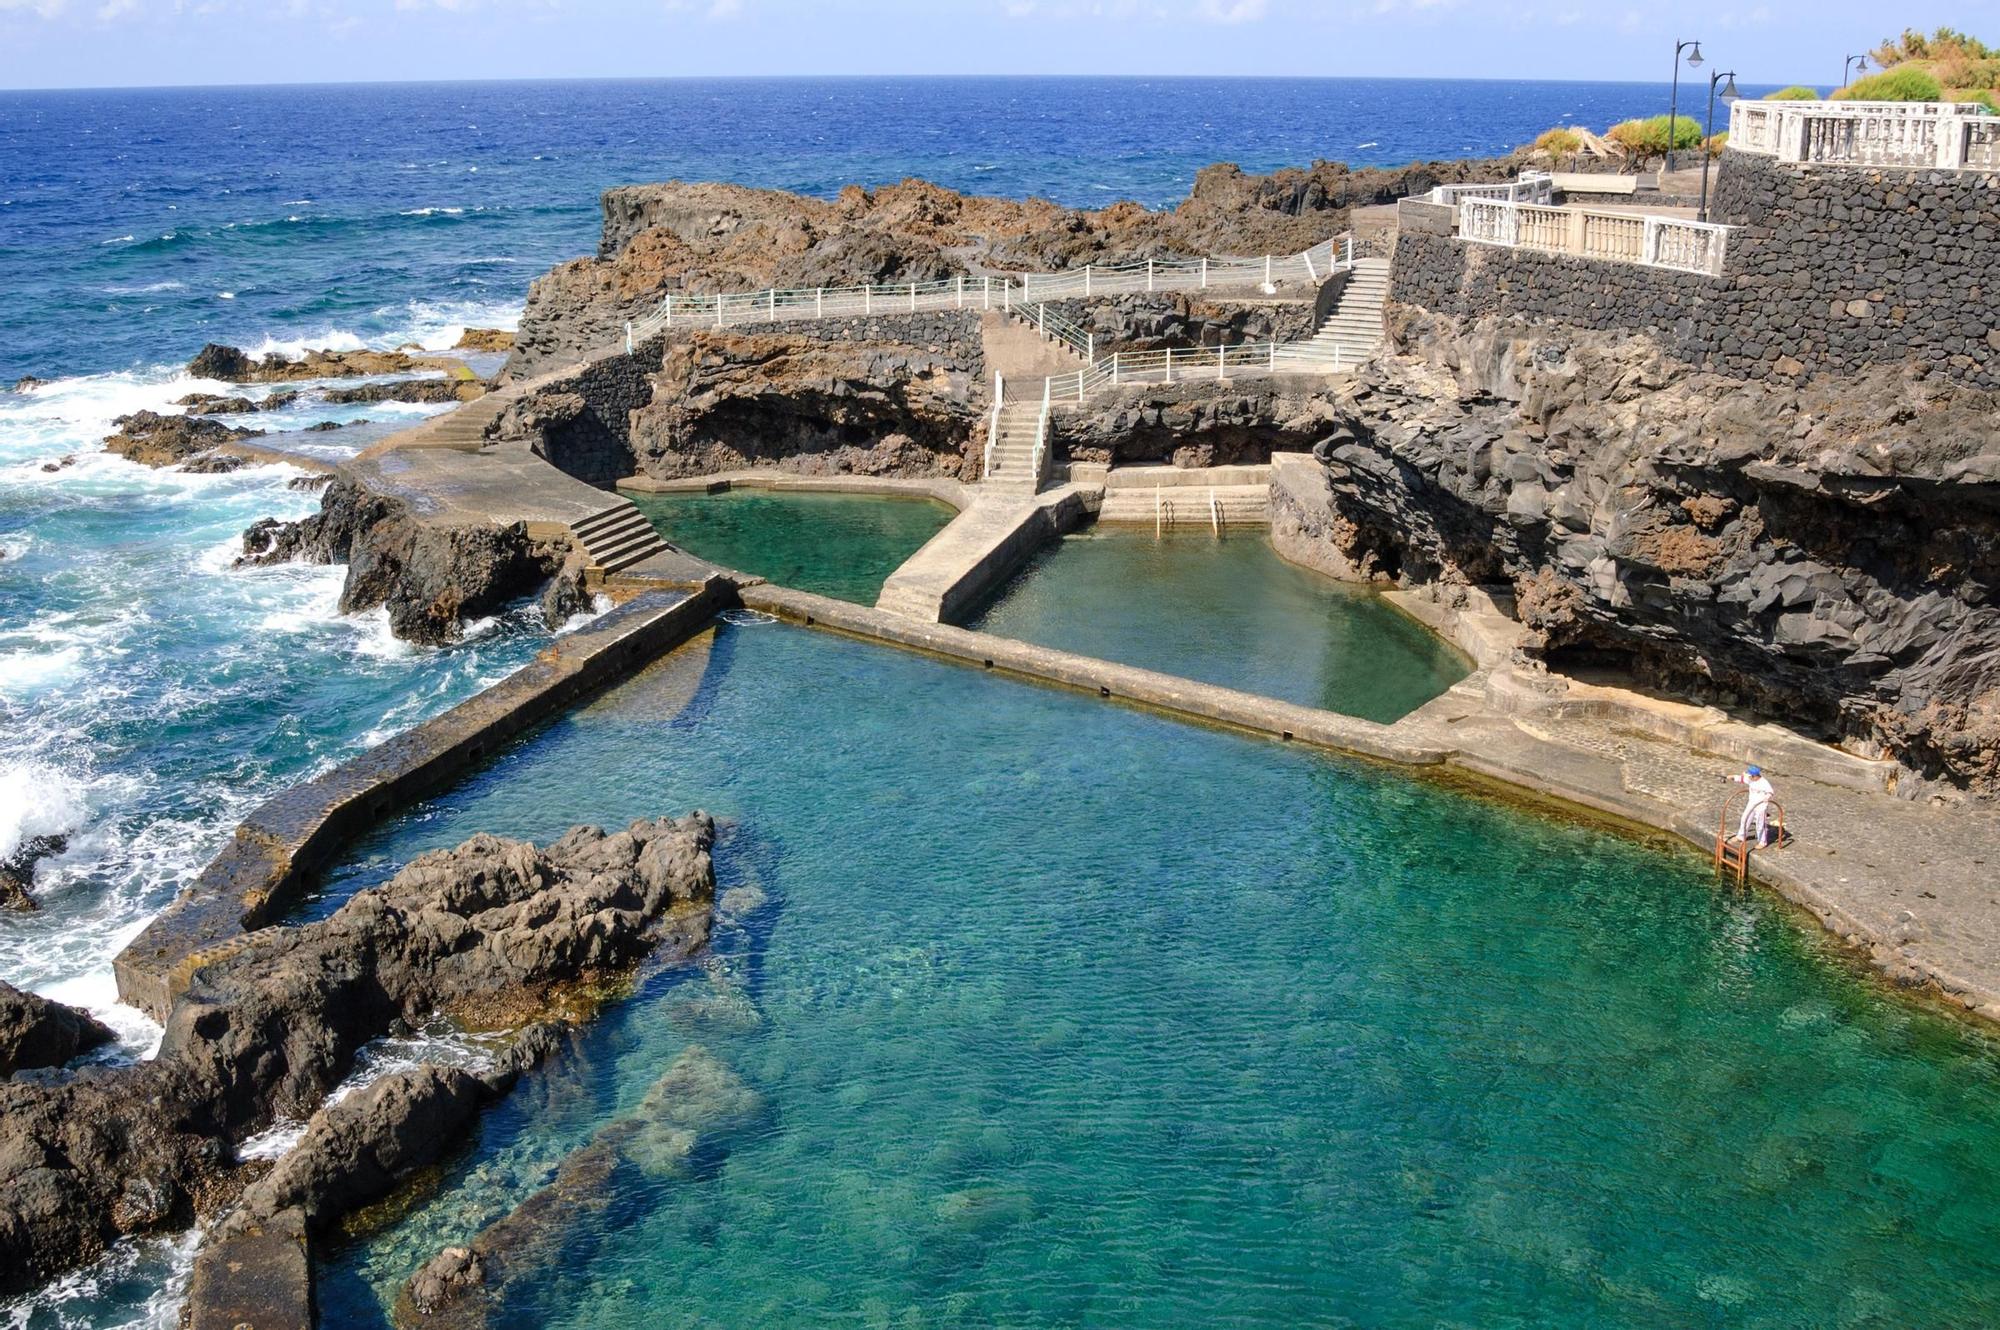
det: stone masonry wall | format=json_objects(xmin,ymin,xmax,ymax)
[
  {"xmin": 1037, "ymin": 295, "xmax": 1317, "ymax": 354},
  {"xmin": 1391, "ymin": 151, "xmax": 2000, "ymax": 386}
]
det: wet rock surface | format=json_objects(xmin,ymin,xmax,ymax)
[
  {"xmin": 0, "ymin": 817, "xmax": 713, "ymax": 1295},
  {"xmin": 393, "ymin": 1043, "xmax": 759, "ymax": 1328},
  {"xmin": 1056, "ymin": 379, "xmax": 1339, "ymax": 468},
  {"xmin": 0, "ymin": 833, "xmax": 66, "ymax": 911},
  {"xmin": 235, "ymin": 477, "xmax": 581, "ymax": 645},
  {"xmin": 177, "ymin": 391, "xmax": 300, "ymax": 415},
  {"xmin": 0, "ymin": 981, "xmax": 112, "ymax": 1077},
  {"xmin": 1290, "ymin": 310, "xmax": 2000, "ymax": 795},
  {"xmin": 102, "ymin": 409, "xmax": 264, "ymax": 470},
  {"xmin": 188, "ymin": 343, "xmax": 468, "ymax": 384},
  {"xmin": 322, "ymin": 377, "xmax": 483, "ymax": 406}
]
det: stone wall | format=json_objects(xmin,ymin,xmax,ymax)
[
  {"xmin": 522, "ymin": 335, "xmax": 668, "ymax": 488},
  {"xmin": 1390, "ymin": 152, "xmax": 2000, "ymax": 385},
  {"xmin": 1711, "ymin": 149, "xmax": 1999, "ymax": 384},
  {"xmin": 690, "ymin": 308, "xmax": 987, "ymax": 378}
]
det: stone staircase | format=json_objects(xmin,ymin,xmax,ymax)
[
  {"xmin": 1297, "ymin": 256, "xmax": 1390, "ymax": 366},
  {"xmin": 1097, "ymin": 484, "xmax": 1271, "ymax": 527},
  {"xmin": 982, "ymin": 401, "xmax": 1047, "ymax": 494},
  {"xmin": 571, "ymin": 502, "xmax": 670, "ymax": 575},
  {"xmin": 403, "ymin": 391, "xmax": 510, "ymax": 451}
]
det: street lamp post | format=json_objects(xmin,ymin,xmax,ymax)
[
  {"xmin": 1842, "ymin": 54, "xmax": 1868, "ymax": 89},
  {"xmin": 1699, "ymin": 70, "xmax": 1739, "ymax": 222},
  {"xmin": 1667, "ymin": 39, "xmax": 1704, "ymax": 174}
]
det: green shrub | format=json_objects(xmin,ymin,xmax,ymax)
[
  {"xmin": 1764, "ymin": 85, "xmax": 1821, "ymax": 100},
  {"xmin": 1835, "ymin": 67, "xmax": 1945, "ymax": 101},
  {"xmin": 1530, "ymin": 127, "xmax": 1583, "ymax": 157},
  {"xmin": 1605, "ymin": 114, "xmax": 1704, "ymax": 162},
  {"xmin": 1966, "ymin": 89, "xmax": 2000, "ymax": 113},
  {"xmin": 1938, "ymin": 56, "xmax": 2000, "ymax": 92}
]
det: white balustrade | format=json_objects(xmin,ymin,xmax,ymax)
[
  {"xmin": 1427, "ymin": 170, "xmax": 1556, "ymax": 207},
  {"xmin": 1458, "ymin": 198, "xmax": 1730, "ymax": 276},
  {"xmin": 1727, "ymin": 99, "xmax": 2000, "ymax": 171}
]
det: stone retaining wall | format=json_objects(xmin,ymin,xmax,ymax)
[
  {"xmin": 1035, "ymin": 294, "xmax": 1317, "ymax": 353},
  {"xmin": 1391, "ymin": 152, "xmax": 2000, "ymax": 385}
]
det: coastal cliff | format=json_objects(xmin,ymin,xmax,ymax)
[
  {"xmin": 1273, "ymin": 311, "xmax": 2000, "ymax": 795},
  {"xmin": 505, "ymin": 158, "xmax": 1515, "ymax": 378}
]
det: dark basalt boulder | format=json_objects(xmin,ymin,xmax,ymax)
[
  {"xmin": 235, "ymin": 477, "xmax": 581, "ymax": 645},
  {"xmin": 1, "ymin": 833, "xmax": 68, "ymax": 911},
  {"xmin": 321, "ymin": 378, "xmax": 479, "ymax": 406},
  {"xmin": 0, "ymin": 816, "xmax": 715, "ymax": 1295},
  {"xmin": 177, "ymin": 391, "xmax": 299, "ymax": 415},
  {"xmin": 102, "ymin": 410, "xmax": 264, "ymax": 470},
  {"xmin": 0, "ymin": 981, "xmax": 113, "ymax": 1076}
]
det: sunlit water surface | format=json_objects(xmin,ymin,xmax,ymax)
[
  {"xmin": 630, "ymin": 489, "xmax": 954, "ymax": 604},
  {"xmin": 974, "ymin": 530, "xmax": 1471, "ymax": 722},
  {"xmin": 304, "ymin": 623, "xmax": 2000, "ymax": 1329}
]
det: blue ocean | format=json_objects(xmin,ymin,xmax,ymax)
[{"xmin": 0, "ymin": 77, "xmax": 1742, "ymax": 1327}]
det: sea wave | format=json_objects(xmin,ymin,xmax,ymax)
[
  {"xmin": 0, "ymin": 1226, "xmax": 200, "ymax": 1330},
  {"xmin": 0, "ymin": 760, "xmax": 89, "ymax": 863}
]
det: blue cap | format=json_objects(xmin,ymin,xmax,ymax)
[{"xmin": 1745, "ymin": 765, "xmax": 1762, "ymax": 777}]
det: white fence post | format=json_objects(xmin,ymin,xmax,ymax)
[
  {"xmin": 664, "ymin": 293, "xmax": 673, "ymax": 328},
  {"xmin": 1304, "ymin": 250, "xmax": 1318, "ymax": 283},
  {"xmin": 1003, "ymin": 283, "xmax": 1010, "ymax": 312},
  {"xmin": 1216, "ymin": 344, "xmax": 1224, "ymax": 381},
  {"xmin": 982, "ymin": 277, "xmax": 991, "ymax": 310},
  {"xmin": 1038, "ymin": 304, "xmax": 1046, "ymax": 338},
  {"xmin": 1087, "ymin": 334, "xmax": 1094, "ymax": 365},
  {"xmin": 715, "ymin": 298, "xmax": 723, "ymax": 330},
  {"xmin": 1200, "ymin": 257, "xmax": 1208, "ymax": 288},
  {"xmin": 625, "ymin": 321, "xmax": 633, "ymax": 354},
  {"xmin": 1147, "ymin": 258, "xmax": 1155, "ymax": 292},
  {"xmin": 909, "ymin": 282, "xmax": 916, "ymax": 313},
  {"xmin": 1165, "ymin": 347, "xmax": 1173, "ymax": 386},
  {"xmin": 1264, "ymin": 254, "xmax": 1272, "ymax": 286},
  {"xmin": 768, "ymin": 289, "xmax": 776, "ymax": 319},
  {"xmin": 956, "ymin": 276, "xmax": 964, "ymax": 307},
  {"xmin": 865, "ymin": 286, "xmax": 872, "ymax": 315},
  {"xmin": 816, "ymin": 288, "xmax": 823, "ymax": 317}
]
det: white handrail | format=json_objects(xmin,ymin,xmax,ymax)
[
  {"xmin": 983, "ymin": 372, "xmax": 1003, "ymax": 479},
  {"xmin": 1728, "ymin": 98, "xmax": 2000, "ymax": 171},
  {"xmin": 631, "ymin": 234, "xmax": 1357, "ymax": 343},
  {"xmin": 1458, "ymin": 198, "xmax": 1731, "ymax": 276}
]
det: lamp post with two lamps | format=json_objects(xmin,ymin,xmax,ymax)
[
  {"xmin": 1667, "ymin": 39, "xmax": 1704, "ymax": 174},
  {"xmin": 1699, "ymin": 69, "xmax": 1739, "ymax": 222}
]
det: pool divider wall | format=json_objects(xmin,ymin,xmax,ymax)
[{"xmin": 112, "ymin": 580, "xmax": 733, "ymax": 1021}]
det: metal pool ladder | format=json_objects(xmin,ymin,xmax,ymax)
[{"xmin": 1713, "ymin": 798, "xmax": 1787, "ymax": 883}]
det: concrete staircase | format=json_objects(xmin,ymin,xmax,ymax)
[
  {"xmin": 1298, "ymin": 256, "xmax": 1390, "ymax": 366},
  {"xmin": 1097, "ymin": 485, "xmax": 1271, "ymax": 527},
  {"xmin": 403, "ymin": 391, "xmax": 509, "ymax": 451},
  {"xmin": 571, "ymin": 502, "xmax": 670, "ymax": 575},
  {"xmin": 982, "ymin": 401, "xmax": 1047, "ymax": 494},
  {"xmin": 1095, "ymin": 463, "xmax": 1273, "ymax": 528}
]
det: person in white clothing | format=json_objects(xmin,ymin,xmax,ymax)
[{"xmin": 1726, "ymin": 764, "xmax": 1776, "ymax": 846}]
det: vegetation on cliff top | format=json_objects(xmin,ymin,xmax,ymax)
[{"xmin": 1858, "ymin": 26, "xmax": 2000, "ymax": 103}]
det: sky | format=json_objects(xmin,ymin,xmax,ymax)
[{"xmin": 0, "ymin": 0, "xmax": 1983, "ymax": 91}]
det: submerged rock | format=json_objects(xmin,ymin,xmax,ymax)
[
  {"xmin": 176, "ymin": 391, "xmax": 299, "ymax": 415},
  {"xmin": 392, "ymin": 1043, "xmax": 758, "ymax": 1328},
  {"xmin": 0, "ymin": 981, "xmax": 112, "ymax": 1076},
  {"xmin": 0, "ymin": 816, "xmax": 715, "ymax": 1294}
]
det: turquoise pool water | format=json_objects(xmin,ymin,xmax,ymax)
[
  {"xmin": 313, "ymin": 622, "xmax": 2000, "ymax": 1328},
  {"xmin": 972, "ymin": 530, "xmax": 1471, "ymax": 723},
  {"xmin": 630, "ymin": 488, "xmax": 954, "ymax": 604}
]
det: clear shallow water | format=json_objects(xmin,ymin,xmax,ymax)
[
  {"xmin": 974, "ymin": 529, "xmax": 1470, "ymax": 723},
  {"xmin": 305, "ymin": 623, "xmax": 2000, "ymax": 1329},
  {"xmin": 631, "ymin": 489, "xmax": 954, "ymax": 604}
]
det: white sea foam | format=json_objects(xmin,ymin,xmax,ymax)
[
  {"xmin": 0, "ymin": 760, "xmax": 89, "ymax": 863},
  {"xmin": 0, "ymin": 1226, "xmax": 200, "ymax": 1329},
  {"xmin": 102, "ymin": 281, "xmax": 187, "ymax": 296}
]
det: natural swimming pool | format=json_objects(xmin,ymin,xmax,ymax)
[
  {"xmin": 629, "ymin": 488, "xmax": 955, "ymax": 604},
  {"xmin": 313, "ymin": 620, "xmax": 2000, "ymax": 1328},
  {"xmin": 972, "ymin": 529, "xmax": 1471, "ymax": 723}
]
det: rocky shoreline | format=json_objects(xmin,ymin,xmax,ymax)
[{"xmin": 0, "ymin": 814, "xmax": 717, "ymax": 1298}]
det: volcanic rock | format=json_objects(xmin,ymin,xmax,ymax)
[
  {"xmin": 321, "ymin": 377, "xmax": 482, "ymax": 406},
  {"xmin": 103, "ymin": 410, "xmax": 264, "ymax": 469},
  {"xmin": 187, "ymin": 343, "xmax": 467, "ymax": 384},
  {"xmin": 0, "ymin": 816, "xmax": 715, "ymax": 1294},
  {"xmin": 1, "ymin": 833, "xmax": 67, "ymax": 911},
  {"xmin": 454, "ymin": 328, "xmax": 516, "ymax": 352},
  {"xmin": 0, "ymin": 981, "xmax": 112, "ymax": 1076}
]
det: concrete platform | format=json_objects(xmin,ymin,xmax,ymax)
[{"xmin": 874, "ymin": 483, "xmax": 1097, "ymax": 623}]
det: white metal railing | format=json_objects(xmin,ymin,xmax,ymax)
[
  {"xmin": 1727, "ymin": 99, "xmax": 2000, "ymax": 170},
  {"xmin": 1024, "ymin": 302, "xmax": 1096, "ymax": 363},
  {"xmin": 628, "ymin": 235, "xmax": 1355, "ymax": 343},
  {"xmin": 1038, "ymin": 337, "xmax": 1350, "ymax": 404},
  {"xmin": 982, "ymin": 372, "xmax": 1004, "ymax": 478},
  {"xmin": 1458, "ymin": 198, "xmax": 1730, "ymax": 276},
  {"xmin": 1427, "ymin": 171, "xmax": 1554, "ymax": 207}
]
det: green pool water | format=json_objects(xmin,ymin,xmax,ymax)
[
  {"xmin": 630, "ymin": 488, "xmax": 954, "ymax": 603},
  {"xmin": 972, "ymin": 529, "xmax": 1472, "ymax": 723},
  {"xmin": 315, "ymin": 623, "xmax": 2000, "ymax": 1328}
]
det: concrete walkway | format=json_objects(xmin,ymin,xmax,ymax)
[{"xmin": 874, "ymin": 484, "xmax": 1096, "ymax": 622}]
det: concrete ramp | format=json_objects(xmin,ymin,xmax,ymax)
[{"xmin": 875, "ymin": 485, "xmax": 1095, "ymax": 623}]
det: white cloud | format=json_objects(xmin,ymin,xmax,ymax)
[
  {"xmin": 95, "ymin": 0, "xmax": 136, "ymax": 16},
  {"xmin": 0, "ymin": 0, "xmax": 70, "ymax": 15},
  {"xmin": 1196, "ymin": 0, "xmax": 1264, "ymax": 20},
  {"xmin": 707, "ymin": 0, "xmax": 740, "ymax": 16}
]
